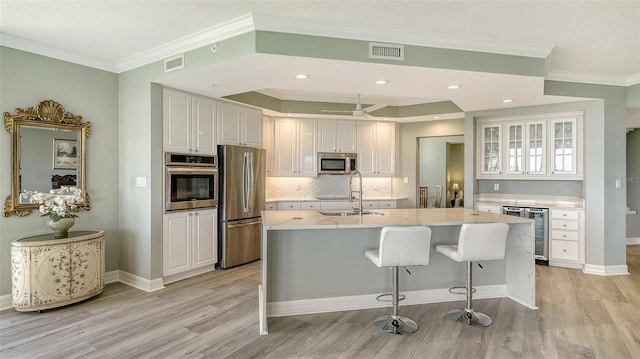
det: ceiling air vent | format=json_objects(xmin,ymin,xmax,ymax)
[
  {"xmin": 164, "ymin": 54, "xmax": 184, "ymax": 73},
  {"xmin": 369, "ymin": 42, "xmax": 404, "ymax": 61}
]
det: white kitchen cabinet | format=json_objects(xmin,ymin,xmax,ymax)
[
  {"xmin": 163, "ymin": 89, "xmax": 216, "ymax": 155},
  {"xmin": 476, "ymin": 204, "xmax": 502, "ymax": 214},
  {"xmin": 504, "ymin": 121, "xmax": 546, "ymax": 175},
  {"xmin": 317, "ymin": 119, "xmax": 357, "ymax": 153},
  {"xmin": 378, "ymin": 200, "xmax": 397, "ymax": 209},
  {"xmin": 277, "ymin": 201, "xmax": 302, "ymax": 211},
  {"xmin": 273, "ymin": 118, "xmax": 317, "ymax": 176},
  {"xmin": 301, "ymin": 201, "xmax": 321, "ymax": 210},
  {"xmin": 479, "ymin": 124, "xmax": 502, "ymax": 175},
  {"xmin": 265, "ymin": 202, "xmax": 277, "ymax": 210},
  {"xmin": 217, "ymin": 101, "xmax": 263, "ymax": 148},
  {"xmin": 163, "ymin": 209, "xmax": 217, "ymax": 277},
  {"xmin": 549, "ymin": 118, "xmax": 578, "ymax": 176},
  {"xmin": 549, "ymin": 208, "xmax": 584, "ymax": 268},
  {"xmin": 357, "ymin": 121, "xmax": 395, "ymax": 176},
  {"xmin": 263, "ymin": 116, "xmax": 274, "ymax": 176}
]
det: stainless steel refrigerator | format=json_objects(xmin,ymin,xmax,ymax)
[{"xmin": 218, "ymin": 145, "xmax": 265, "ymax": 269}]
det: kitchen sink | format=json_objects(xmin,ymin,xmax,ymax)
[{"xmin": 319, "ymin": 210, "xmax": 384, "ymax": 216}]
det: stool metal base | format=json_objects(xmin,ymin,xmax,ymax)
[
  {"xmin": 446, "ymin": 308, "xmax": 493, "ymax": 327},
  {"xmin": 373, "ymin": 315, "xmax": 418, "ymax": 335}
]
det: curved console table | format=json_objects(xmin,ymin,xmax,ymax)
[{"xmin": 11, "ymin": 230, "xmax": 105, "ymax": 312}]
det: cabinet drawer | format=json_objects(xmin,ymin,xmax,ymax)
[
  {"xmin": 552, "ymin": 210, "xmax": 579, "ymax": 220},
  {"xmin": 277, "ymin": 202, "xmax": 301, "ymax": 211},
  {"xmin": 320, "ymin": 201, "xmax": 353, "ymax": 210},
  {"xmin": 265, "ymin": 203, "xmax": 277, "ymax": 210},
  {"xmin": 477, "ymin": 205, "xmax": 502, "ymax": 214},
  {"xmin": 551, "ymin": 229, "xmax": 579, "ymax": 242},
  {"xmin": 362, "ymin": 201, "xmax": 379, "ymax": 209},
  {"xmin": 551, "ymin": 240, "xmax": 579, "ymax": 261},
  {"xmin": 551, "ymin": 219, "xmax": 579, "ymax": 231},
  {"xmin": 301, "ymin": 201, "xmax": 321, "ymax": 210},
  {"xmin": 378, "ymin": 200, "xmax": 397, "ymax": 209}
]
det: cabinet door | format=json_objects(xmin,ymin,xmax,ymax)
[
  {"xmin": 480, "ymin": 124, "xmax": 502, "ymax": 175},
  {"xmin": 274, "ymin": 119, "xmax": 297, "ymax": 175},
  {"xmin": 375, "ymin": 122, "xmax": 395, "ymax": 175},
  {"xmin": 526, "ymin": 121, "xmax": 546, "ymax": 175},
  {"xmin": 31, "ymin": 243, "xmax": 72, "ymax": 306},
  {"xmin": 243, "ymin": 108, "xmax": 263, "ymax": 148},
  {"xmin": 192, "ymin": 209, "xmax": 217, "ymax": 268},
  {"xmin": 163, "ymin": 212, "xmax": 192, "ymax": 276},
  {"xmin": 263, "ymin": 116, "xmax": 274, "ymax": 176},
  {"xmin": 217, "ymin": 101, "xmax": 242, "ymax": 145},
  {"xmin": 192, "ymin": 96, "xmax": 216, "ymax": 155},
  {"xmin": 71, "ymin": 237, "xmax": 104, "ymax": 298},
  {"xmin": 297, "ymin": 119, "xmax": 317, "ymax": 176},
  {"xmin": 163, "ymin": 89, "xmax": 192, "ymax": 153},
  {"xmin": 550, "ymin": 118, "xmax": 577, "ymax": 175},
  {"xmin": 357, "ymin": 122, "xmax": 376, "ymax": 175},
  {"xmin": 317, "ymin": 120, "xmax": 337, "ymax": 152},
  {"xmin": 504, "ymin": 122, "xmax": 524, "ymax": 175},
  {"xmin": 337, "ymin": 120, "xmax": 357, "ymax": 152}
]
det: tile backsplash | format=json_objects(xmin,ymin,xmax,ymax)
[{"xmin": 267, "ymin": 176, "xmax": 393, "ymax": 199}]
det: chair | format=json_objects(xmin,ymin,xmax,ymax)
[
  {"xmin": 418, "ymin": 187, "xmax": 428, "ymax": 208},
  {"xmin": 434, "ymin": 185, "xmax": 443, "ymax": 208},
  {"xmin": 365, "ymin": 226, "xmax": 432, "ymax": 335},
  {"xmin": 435, "ymin": 223, "xmax": 509, "ymax": 327}
]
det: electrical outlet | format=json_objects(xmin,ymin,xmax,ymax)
[
  {"xmin": 135, "ymin": 177, "xmax": 147, "ymax": 188},
  {"xmin": 493, "ymin": 183, "xmax": 499, "ymax": 191},
  {"xmin": 374, "ymin": 184, "xmax": 379, "ymax": 190},
  {"xmin": 403, "ymin": 177, "xmax": 409, "ymax": 184},
  {"xmin": 296, "ymin": 183, "xmax": 300, "ymax": 190},
  {"xmin": 615, "ymin": 178, "xmax": 622, "ymax": 189}
]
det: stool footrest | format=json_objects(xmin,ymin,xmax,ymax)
[
  {"xmin": 376, "ymin": 293, "xmax": 406, "ymax": 303},
  {"xmin": 448, "ymin": 286, "xmax": 476, "ymax": 295}
]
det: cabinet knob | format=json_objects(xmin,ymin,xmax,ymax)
[
  {"xmin": 563, "ymin": 234, "xmax": 567, "ymax": 238},
  {"xmin": 563, "ymin": 249, "xmax": 567, "ymax": 252}
]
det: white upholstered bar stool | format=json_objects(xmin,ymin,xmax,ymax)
[
  {"xmin": 436, "ymin": 222, "xmax": 509, "ymax": 327},
  {"xmin": 365, "ymin": 226, "xmax": 432, "ymax": 335}
]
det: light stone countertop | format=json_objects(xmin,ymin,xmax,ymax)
[
  {"xmin": 262, "ymin": 207, "xmax": 532, "ymax": 230},
  {"xmin": 474, "ymin": 193, "xmax": 584, "ymax": 209},
  {"xmin": 265, "ymin": 196, "xmax": 407, "ymax": 202}
]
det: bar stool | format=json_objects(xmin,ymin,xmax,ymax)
[
  {"xmin": 436, "ymin": 222, "xmax": 509, "ymax": 327},
  {"xmin": 364, "ymin": 226, "xmax": 432, "ymax": 335}
]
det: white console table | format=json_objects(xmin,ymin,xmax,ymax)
[{"xmin": 11, "ymin": 230, "xmax": 105, "ymax": 312}]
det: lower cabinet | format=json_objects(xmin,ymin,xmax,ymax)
[
  {"xmin": 476, "ymin": 204, "xmax": 502, "ymax": 214},
  {"xmin": 11, "ymin": 230, "xmax": 105, "ymax": 311},
  {"xmin": 272, "ymin": 200, "xmax": 398, "ymax": 211},
  {"xmin": 163, "ymin": 209, "xmax": 217, "ymax": 278},
  {"xmin": 549, "ymin": 209, "xmax": 584, "ymax": 268}
]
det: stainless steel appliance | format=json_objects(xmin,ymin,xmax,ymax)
[
  {"xmin": 165, "ymin": 153, "xmax": 218, "ymax": 211},
  {"xmin": 218, "ymin": 145, "xmax": 265, "ymax": 268},
  {"xmin": 318, "ymin": 152, "xmax": 357, "ymax": 175},
  {"xmin": 502, "ymin": 206, "xmax": 549, "ymax": 264}
]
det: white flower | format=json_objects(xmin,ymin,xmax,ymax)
[{"xmin": 21, "ymin": 186, "xmax": 83, "ymax": 222}]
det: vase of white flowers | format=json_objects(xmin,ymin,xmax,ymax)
[{"xmin": 21, "ymin": 186, "xmax": 83, "ymax": 238}]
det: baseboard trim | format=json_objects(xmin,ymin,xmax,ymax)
[
  {"xmin": 583, "ymin": 264, "xmax": 630, "ymax": 276},
  {"xmin": 0, "ymin": 294, "xmax": 12, "ymax": 312},
  {"xmin": 105, "ymin": 270, "xmax": 119, "ymax": 284},
  {"xmin": 627, "ymin": 237, "xmax": 640, "ymax": 245},
  {"xmin": 117, "ymin": 270, "xmax": 165, "ymax": 292},
  {"xmin": 267, "ymin": 284, "xmax": 507, "ymax": 318}
]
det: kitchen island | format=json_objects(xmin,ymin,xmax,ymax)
[{"xmin": 259, "ymin": 208, "xmax": 535, "ymax": 334}]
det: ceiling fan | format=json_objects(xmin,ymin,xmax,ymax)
[{"xmin": 321, "ymin": 94, "xmax": 386, "ymax": 117}]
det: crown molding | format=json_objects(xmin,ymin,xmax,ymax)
[
  {"xmin": 114, "ymin": 13, "xmax": 256, "ymax": 73},
  {"xmin": 546, "ymin": 69, "xmax": 640, "ymax": 87},
  {"xmin": 0, "ymin": 32, "xmax": 117, "ymax": 72}
]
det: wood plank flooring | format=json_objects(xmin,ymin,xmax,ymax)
[{"xmin": 1, "ymin": 246, "xmax": 639, "ymax": 359}]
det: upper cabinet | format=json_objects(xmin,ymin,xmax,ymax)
[
  {"xmin": 273, "ymin": 118, "xmax": 317, "ymax": 176},
  {"xmin": 216, "ymin": 100, "xmax": 263, "ymax": 148},
  {"xmin": 163, "ymin": 89, "xmax": 216, "ymax": 155},
  {"xmin": 317, "ymin": 119, "xmax": 357, "ymax": 153},
  {"xmin": 263, "ymin": 116, "xmax": 275, "ymax": 176},
  {"xmin": 476, "ymin": 112, "xmax": 583, "ymax": 180},
  {"xmin": 357, "ymin": 121, "xmax": 395, "ymax": 176}
]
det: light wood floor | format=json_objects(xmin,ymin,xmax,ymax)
[{"xmin": 2, "ymin": 246, "xmax": 639, "ymax": 359}]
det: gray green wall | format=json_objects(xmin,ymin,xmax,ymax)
[{"xmin": 0, "ymin": 46, "xmax": 119, "ymax": 296}]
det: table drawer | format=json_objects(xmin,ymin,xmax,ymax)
[
  {"xmin": 552, "ymin": 210, "xmax": 579, "ymax": 220},
  {"xmin": 551, "ymin": 240, "xmax": 579, "ymax": 261},
  {"xmin": 301, "ymin": 201, "xmax": 321, "ymax": 210},
  {"xmin": 552, "ymin": 220, "xmax": 579, "ymax": 231},
  {"xmin": 551, "ymin": 229, "xmax": 579, "ymax": 242}
]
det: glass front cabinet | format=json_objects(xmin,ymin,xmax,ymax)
[{"xmin": 477, "ymin": 112, "xmax": 582, "ymax": 179}]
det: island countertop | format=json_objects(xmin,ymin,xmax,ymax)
[{"xmin": 262, "ymin": 207, "xmax": 532, "ymax": 230}]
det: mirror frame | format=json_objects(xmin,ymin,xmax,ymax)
[{"xmin": 3, "ymin": 100, "xmax": 91, "ymax": 217}]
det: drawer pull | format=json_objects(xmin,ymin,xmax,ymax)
[
  {"xmin": 563, "ymin": 235, "xmax": 567, "ymax": 238},
  {"xmin": 563, "ymin": 249, "xmax": 567, "ymax": 252}
]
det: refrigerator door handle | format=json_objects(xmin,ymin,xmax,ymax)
[
  {"xmin": 243, "ymin": 152, "xmax": 250, "ymax": 213},
  {"xmin": 226, "ymin": 219, "xmax": 262, "ymax": 228},
  {"xmin": 248, "ymin": 151, "xmax": 255, "ymax": 210}
]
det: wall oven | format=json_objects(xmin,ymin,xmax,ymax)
[
  {"xmin": 317, "ymin": 152, "xmax": 357, "ymax": 175},
  {"xmin": 165, "ymin": 153, "xmax": 218, "ymax": 211}
]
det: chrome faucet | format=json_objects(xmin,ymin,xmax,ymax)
[{"xmin": 349, "ymin": 170, "xmax": 363, "ymax": 215}]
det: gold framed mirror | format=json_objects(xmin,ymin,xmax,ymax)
[{"xmin": 3, "ymin": 100, "xmax": 91, "ymax": 217}]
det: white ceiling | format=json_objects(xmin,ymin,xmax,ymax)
[{"xmin": 1, "ymin": 1, "xmax": 639, "ymax": 121}]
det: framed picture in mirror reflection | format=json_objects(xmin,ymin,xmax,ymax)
[{"xmin": 53, "ymin": 139, "xmax": 78, "ymax": 170}]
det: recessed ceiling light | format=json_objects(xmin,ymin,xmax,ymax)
[
  {"xmin": 433, "ymin": 116, "xmax": 442, "ymax": 119},
  {"xmin": 375, "ymin": 80, "xmax": 388, "ymax": 85},
  {"xmin": 501, "ymin": 99, "xmax": 514, "ymax": 103},
  {"xmin": 295, "ymin": 74, "xmax": 309, "ymax": 80},
  {"xmin": 447, "ymin": 85, "xmax": 461, "ymax": 90}
]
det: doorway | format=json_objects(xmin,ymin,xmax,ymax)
[{"xmin": 417, "ymin": 136, "xmax": 464, "ymax": 208}]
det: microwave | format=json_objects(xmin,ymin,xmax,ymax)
[
  {"xmin": 317, "ymin": 152, "xmax": 357, "ymax": 175},
  {"xmin": 165, "ymin": 153, "xmax": 219, "ymax": 211}
]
